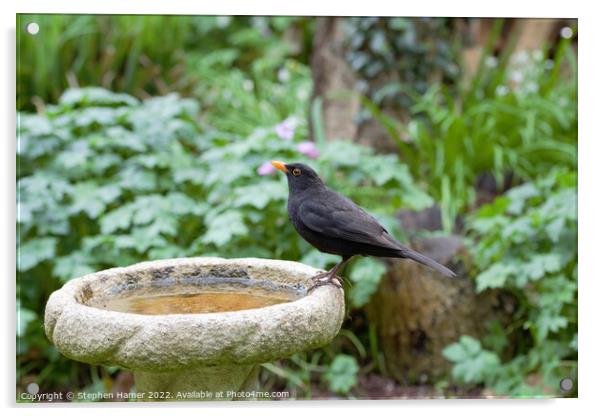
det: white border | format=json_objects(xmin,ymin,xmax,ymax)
[
  {"xmin": 8, "ymin": 1, "xmax": 583, "ymax": 18},
  {"xmin": 3, "ymin": 1, "xmax": 601, "ymax": 415}
]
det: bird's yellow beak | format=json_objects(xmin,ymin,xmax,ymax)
[{"xmin": 271, "ymin": 160, "xmax": 289, "ymax": 173}]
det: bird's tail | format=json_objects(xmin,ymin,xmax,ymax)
[{"xmin": 397, "ymin": 247, "xmax": 456, "ymax": 278}]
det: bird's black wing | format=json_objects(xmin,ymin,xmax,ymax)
[
  {"xmin": 297, "ymin": 189, "xmax": 457, "ymax": 278},
  {"xmin": 297, "ymin": 191, "xmax": 400, "ymax": 251}
]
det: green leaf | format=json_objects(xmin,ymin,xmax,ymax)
[
  {"xmin": 476, "ymin": 196, "xmax": 510, "ymax": 218},
  {"xmin": 118, "ymin": 167, "xmax": 156, "ymax": 191},
  {"xmin": 460, "ymin": 335, "xmax": 482, "ymax": 356},
  {"xmin": 100, "ymin": 204, "xmax": 136, "ymax": 234},
  {"xmin": 443, "ymin": 336, "xmax": 501, "ymax": 384},
  {"xmin": 524, "ymin": 253, "xmax": 563, "ymax": 281},
  {"xmin": 324, "ymin": 354, "xmax": 359, "ymax": 394},
  {"xmin": 95, "ymin": 126, "xmax": 147, "ymax": 152},
  {"xmin": 201, "ymin": 211, "xmax": 248, "ymax": 246},
  {"xmin": 360, "ymin": 154, "xmax": 412, "ymax": 186},
  {"xmin": 402, "ymin": 185, "xmax": 435, "ymax": 211},
  {"xmin": 149, "ymin": 244, "xmax": 188, "ymax": 260},
  {"xmin": 534, "ymin": 309, "xmax": 569, "ymax": 341},
  {"xmin": 467, "ymin": 169, "xmax": 577, "ymax": 394},
  {"xmin": 69, "ymin": 182, "xmax": 122, "ymax": 219},
  {"xmin": 348, "ymin": 257, "xmax": 386, "ymax": 307},
  {"xmin": 167, "ymin": 192, "xmax": 203, "ymax": 216},
  {"xmin": 18, "ymin": 237, "xmax": 57, "ymax": 271},
  {"xmin": 233, "ymin": 181, "xmax": 286, "ymax": 209},
  {"xmin": 538, "ymin": 276, "xmax": 576, "ymax": 307},
  {"xmin": 320, "ymin": 141, "xmax": 364, "ymax": 167},
  {"xmin": 451, "ymin": 350, "xmax": 500, "ymax": 384},
  {"xmin": 545, "ymin": 217, "xmax": 565, "ymax": 242},
  {"xmin": 17, "ymin": 302, "xmax": 37, "ymax": 337},
  {"xmin": 507, "ymin": 183, "xmax": 540, "ymax": 214},
  {"xmin": 53, "ymin": 252, "xmax": 96, "ymax": 281},
  {"xmin": 115, "ymin": 226, "xmax": 168, "ymax": 253},
  {"xmin": 441, "ymin": 343, "xmax": 466, "ymax": 362},
  {"xmin": 300, "ymin": 250, "xmax": 339, "ymax": 270},
  {"xmin": 570, "ymin": 334, "xmax": 578, "ymax": 351},
  {"xmin": 475, "ymin": 262, "xmax": 517, "ymax": 292},
  {"xmin": 502, "ymin": 217, "xmax": 534, "ymax": 243},
  {"xmin": 481, "ymin": 320, "xmax": 509, "ymax": 354},
  {"xmin": 59, "ymin": 87, "xmax": 138, "ymax": 108}
]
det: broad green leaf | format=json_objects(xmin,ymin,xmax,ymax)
[
  {"xmin": 533, "ymin": 309, "xmax": 569, "ymax": 341},
  {"xmin": 320, "ymin": 141, "xmax": 364, "ymax": 167},
  {"xmin": 402, "ymin": 185, "xmax": 435, "ymax": 211},
  {"xmin": 545, "ymin": 217, "xmax": 565, "ymax": 242},
  {"xmin": 115, "ymin": 226, "xmax": 168, "ymax": 253},
  {"xmin": 167, "ymin": 192, "xmax": 203, "ymax": 216},
  {"xmin": 507, "ymin": 182, "xmax": 539, "ymax": 214},
  {"xmin": 475, "ymin": 196, "xmax": 510, "ymax": 218},
  {"xmin": 201, "ymin": 211, "xmax": 248, "ymax": 246},
  {"xmin": 100, "ymin": 204, "xmax": 136, "ymax": 234},
  {"xmin": 476, "ymin": 262, "xmax": 517, "ymax": 292},
  {"xmin": 324, "ymin": 354, "xmax": 359, "ymax": 394},
  {"xmin": 59, "ymin": 87, "xmax": 138, "ymax": 108},
  {"xmin": 18, "ymin": 237, "xmax": 57, "ymax": 271},
  {"xmin": 524, "ymin": 253, "xmax": 563, "ymax": 281},
  {"xmin": 118, "ymin": 167, "xmax": 157, "ymax": 191},
  {"xmin": 502, "ymin": 217, "xmax": 534, "ymax": 243},
  {"xmin": 459, "ymin": 335, "xmax": 482, "ymax": 356},
  {"xmin": 442, "ymin": 343, "xmax": 466, "ymax": 362},
  {"xmin": 443, "ymin": 336, "xmax": 500, "ymax": 384},
  {"xmin": 233, "ymin": 182, "xmax": 286, "ymax": 209},
  {"xmin": 482, "ymin": 320, "xmax": 509, "ymax": 354},
  {"xmin": 69, "ymin": 182, "xmax": 122, "ymax": 219},
  {"xmin": 538, "ymin": 276, "xmax": 576, "ymax": 307},
  {"xmin": 53, "ymin": 252, "xmax": 96, "ymax": 281},
  {"xmin": 348, "ymin": 257, "xmax": 386, "ymax": 307},
  {"xmin": 300, "ymin": 250, "xmax": 339, "ymax": 270},
  {"xmin": 17, "ymin": 303, "xmax": 36, "ymax": 337}
]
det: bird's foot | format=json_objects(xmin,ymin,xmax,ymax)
[
  {"xmin": 311, "ymin": 271, "xmax": 331, "ymax": 282},
  {"xmin": 308, "ymin": 273, "xmax": 343, "ymax": 292}
]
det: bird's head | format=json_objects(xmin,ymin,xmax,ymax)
[{"xmin": 271, "ymin": 161, "xmax": 325, "ymax": 192}]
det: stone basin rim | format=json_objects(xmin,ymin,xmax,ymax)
[
  {"xmin": 44, "ymin": 257, "xmax": 346, "ymax": 372},
  {"xmin": 78, "ymin": 260, "xmax": 313, "ymax": 318}
]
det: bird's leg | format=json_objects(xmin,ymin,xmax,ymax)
[
  {"xmin": 311, "ymin": 258, "xmax": 348, "ymax": 281},
  {"xmin": 309, "ymin": 256, "xmax": 351, "ymax": 290}
]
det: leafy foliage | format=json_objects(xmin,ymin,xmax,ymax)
[
  {"xmin": 444, "ymin": 170, "xmax": 577, "ymax": 396},
  {"xmin": 345, "ymin": 17, "xmax": 461, "ymax": 109},
  {"xmin": 17, "ymin": 15, "xmax": 309, "ymax": 111},
  {"xmin": 323, "ymin": 354, "xmax": 360, "ymax": 394},
  {"xmin": 363, "ymin": 21, "xmax": 577, "ymax": 231},
  {"xmin": 348, "ymin": 257, "xmax": 387, "ymax": 308},
  {"xmin": 17, "ymin": 86, "xmax": 429, "ymax": 394},
  {"xmin": 442, "ymin": 336, "xmax": 500, "ymax": 384}
]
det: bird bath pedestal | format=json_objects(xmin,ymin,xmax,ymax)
[{"xmin": 44, "ymin": 257, "xmax": 345, "ymax": 401}]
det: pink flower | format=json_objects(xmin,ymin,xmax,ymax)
[
  {"xmin": 297, "ymin": 141, "xmax": 319, "ymax": 159},
  {"xmin": 257, "ymin": 160, "xmax": 276, "ymax": 176},
  {"xmin": 274, "ymin": 118, "xmax": 296, "ymax": 140}
]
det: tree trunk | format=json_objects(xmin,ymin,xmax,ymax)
[
  {"xmin": 310, "ymin": 17, "xmax": 359, "ymax": 141},
  {"xmin": 513, "ymin": 19, "xmax": 561, "ymax": 51},
  {"xmin": 366, "ymin": 235, "xmax": 508, "ymax": 384}
]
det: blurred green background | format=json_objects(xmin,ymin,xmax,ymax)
[{"xmin": 17, "ymin": 15, "xmax": 577, "ymax": 400}]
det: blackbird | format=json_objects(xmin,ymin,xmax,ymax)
[{"xmin": 271, "ymin": 161, "xmax": 456, "ymax": 288}]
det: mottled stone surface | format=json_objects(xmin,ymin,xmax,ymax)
[{"xmin": 45, "ymin": 257, "xmax": 345, "ymax": 400}]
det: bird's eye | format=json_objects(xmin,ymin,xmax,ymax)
[{"xmin": 292, "ymin": 168, "xmax": 301, "ymax": 176}]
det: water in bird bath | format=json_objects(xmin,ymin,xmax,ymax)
[{"xmin": 86, "ymin": 280, "xmax": 305, "ymax": 315}]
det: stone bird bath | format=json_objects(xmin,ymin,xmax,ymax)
[{"xmin": 44, "ymin": 257, "xmax": 345, "ymax": 401}]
